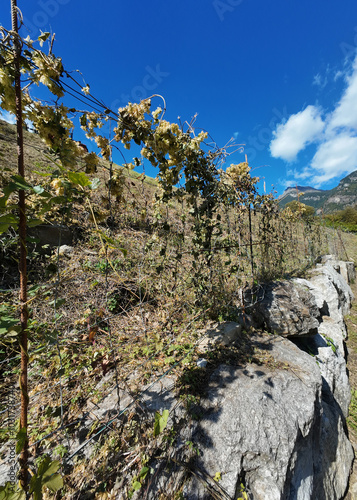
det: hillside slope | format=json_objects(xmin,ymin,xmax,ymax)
[
  {"xmin": 278, "ymin": 171, "xmax": 357, "ymax": 213},
  {"xmin": 0, "ymin": 118, "xmax": 158, "ymax": 187}
]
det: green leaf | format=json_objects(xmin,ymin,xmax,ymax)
[
  {"xmin": 43, "ymin": 473, "xmax": 63, "ymax": 493},
  {"xmin": 0, "ymin": 224, "xmax": 14, "ymax": 234},
  {"xmin": 213, "ymin": 471, "xmax": 221, "ymax": 482},
  {"xmin": 0, "ymin": 197, "xmax": 8, "ymax": 211},
  {"xmin": 32, "ymin": 185, "xmax": 45, "ymax": 195},
  {"xmin": 29, "ymin": 475, "xmax": 42, "ymax": 500},
  {"xmin": 0, "ymin": 176, "xmax": 42, "ymax": 214},
  {"xmin": 48, "ymin": 298, "xmax": 66, "ymax": 308},
  {"xmin": 42, "ymin": 460, "xmax": 63, "ymax": 484},
  {"xmin": 27, "ymin": 219, "xmax": 43, "ymax": 228},
  {"xmin": 38, "ymin": 32, "xmax": 50, "ymax": 43},
  {"xmin": 237, "ymin": 493, "xmax": 248, "ymax": 500},
  {"xmin": 32, "ymin": 170, "xmax": 52, "ymax": 177},
  {"xmin": 0, "ymin": 323, "xmax": 21, "ymax": 342},
  {"xmin": 16, "ymin": 427, "xmax": 27, "ymax": 454},
  {"xmin": 37, "ymin": 456, "xmax": 59, "ymax": 477},
  {"xmin": 29, "ymin": 456, "xmax": 63, "ymax": 500},
  {"xmin": 153, "ymin": 409, "xmax": 169, "ymax": 436},
  {"xmin": 10, "ymin": 175, "xmax": 33, "ymax": 191},
  {"xmin": 0, "ymin": 314, "xmax": 18, "ymax": 333},
  {"xmin": 95, "ymin": 231, "xmax": 127, "ymax": 256},
  {"xmin": 37, "ymin": 197, "xmax": 64, "ymax": 214},
  {"xmin": 237, "ymin": 483, "xmax": 248, "ymax": 500},
  {"xmin": 67, "ymin": 171, "xmax": 91, "ymax": 188},
  {"xmin": 0, "ymin": 483, "xmax": 26, "ymax": 500},
  {"xmin": 138, "ymin": 466, "xmax": 150, "ymax": 481},
  {"xmin": 132, "ymin": 481, "xmax": 141, "ymax": 491},
  {"xmin": 0, "ymin": 215, "xmax": 18, "ymax": 225}
]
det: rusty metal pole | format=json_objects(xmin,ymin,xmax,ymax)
[{"xmin": 11, "ymin": 0, "xmax": 29, "ymax": 491}]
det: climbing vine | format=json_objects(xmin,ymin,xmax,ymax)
[{"xmin": 0, "ymin": 11, "xmax": 327, "ymax": 499}]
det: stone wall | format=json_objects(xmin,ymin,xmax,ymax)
[{"xmin": 135, "ymin": 255, "xmax": 355, "ymax": 499}]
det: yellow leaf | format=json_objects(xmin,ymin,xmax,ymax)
[{"xmin": 213, "ymin": 471, "xmax": 221, "ymax": 482}]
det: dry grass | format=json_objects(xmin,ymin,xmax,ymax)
[{"xmin": 0, "ymin": 118, "xmax": 354, "ymax": 498}]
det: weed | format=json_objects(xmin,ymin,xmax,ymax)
[
  {"xmin": 348, "ymin": 390, "xmax": 357, "ymax": 433},
  {"xmin": 325, "ymin": 336, "xmax": 337, "ymax": 354}
]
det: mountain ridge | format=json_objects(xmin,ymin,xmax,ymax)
[{"xmin": 278, "ymin": 171, "xmax": 357, "ymax": 213}]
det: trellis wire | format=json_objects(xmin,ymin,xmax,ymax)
[
  {"xmin": 0, "ymin": 22, "xmax": 350, "ymax": 496},
  {"xmin": 27, "ymin": 306, "xmax": 210, "ymax": 451}
]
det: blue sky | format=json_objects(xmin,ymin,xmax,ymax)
[{"xmin": 1, "ymin": 0, "xmax": 357, "ymax": 195}]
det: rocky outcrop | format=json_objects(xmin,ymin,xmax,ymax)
[
  {"xmin": 136, "ymin": 255, "xmax": 355, "ymax": 499},
  {"xmin": 186, "ymin": 337, "xmax": 323, "ymax": 499}
]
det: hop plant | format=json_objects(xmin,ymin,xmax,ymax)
[
  {"xmin": 84, "ymin": 152, "xmax": 99, "ymax": 174},
  {"xmin": 225, "ymin": 162, "xmax": 255, "ymax": 185},
  {"xmin": 50, "ymin": 179, "xmax": 65, "ymax": 196},
  {"xmin": 95, "ymin": 135, "xmax": 111, "ymax": 160},
  {"xmin": 106, "ymin": 169, "xmax": 125, "ymax": 203},
  {"xmin": 31, "ymin": 51, "xmax": 64, "ymax": 97}
]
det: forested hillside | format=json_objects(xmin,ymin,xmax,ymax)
[{"xmin": 279, "ymin": 170, "xmax": 357, "ymax": 213}]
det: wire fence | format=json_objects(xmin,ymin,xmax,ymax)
[
  {"xmin": 0, "ymin": 25, "xmax": 353, "ymax": 497},
  {"xmin": 0, "ymin": 156, "xmax": 346, "ymax": 496}
]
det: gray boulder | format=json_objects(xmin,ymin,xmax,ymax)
[
  {"xmin": 199, "ymin": 321, "xmax": 242, "ymax": 350},
  {"xmin": 28, "ymin": 224, "xmax": 73, "ymax": 247},
  {"xmin": 248, "ymin": 280, "xmax": 320, "ymax": 337},
  {"xmin": 317, "ymin": 320, "xmax": 351, "ymax": 417},
  {"xmin": 183, "ymin": 334, "xmax": 353, "ymax": 500},
  {"xmin": 308, "ymin": 263, "xmax": 353, "ymax": 325},
  {"xmin": 320, "ymin": 255, "xmax": 356, "ymax": 285}
]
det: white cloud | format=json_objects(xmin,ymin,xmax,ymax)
[
  {"xmin": 334, "ymin": 70, "xmax": 344, "ymax": 81},
  {"xmin": 310, "ymin": 134, "xmax": 357, "ymax": 186},
  {"xmin": 0, "ymin": 110, "xmax": 16, "ymax": 125},
  {"xmin": 279, "ymin": 166, "xmax": 314, "ymax": 190},
  {"xmin": 272, "ymin": 53, "xmax": 357, "ymax": 190},
  {"xmin": 287, "ymin": 167, "xmax": 312, "ymax": 181},
  {"xmin": 313, "ymin": 73, "xmax": 327, "ymax": 89},
  {"xmin": 279, "ymin": 178, "xmax": 296, "ymax": 191},
  {"xmin": 327, "ymin": 57, "xmax": 357, "ymax": 132},
  {"xmin": 312, "ymin": 73, "xmax": 322, "ymax": 87},
  {"xmin": 270, "ymin": 105, "xmax": 325, "ymax": 162}
]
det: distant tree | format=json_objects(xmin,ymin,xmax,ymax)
[
  {"xmin": 339, "ymin": 206, "xmax": 357, "ymax": 224},
  {"xmin": 325, "ymin": 205, "xmax": 357, "ymax": 232},
  {"xmin": 284, "ymin": 201, "xmax": 315, "ymax": 218}
]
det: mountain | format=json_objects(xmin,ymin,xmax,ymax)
[{"xmin": 278, "ymin": 171, "xmax": 357, "ymax": 213}]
